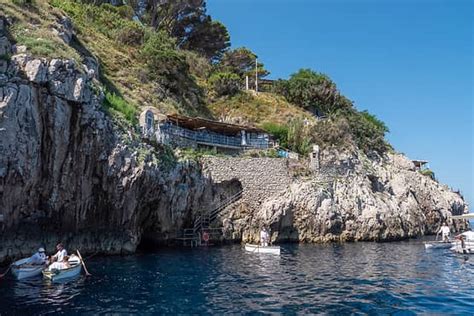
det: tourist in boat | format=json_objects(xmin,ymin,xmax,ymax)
[
  {"xmin": 437, "ymin": 223, "xmax": 450, "ymax": 242},
  {"xmin": 260, "ymin": 227, "xmax": 269, "ymax": 247},
  {"xmin": 27, "ymin": 247, "xmax": 47, "ymax": 265}
]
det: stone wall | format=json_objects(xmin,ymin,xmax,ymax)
[{"xmin": 202, "ymin": 157, "xmax": 292, "ymax": 209}]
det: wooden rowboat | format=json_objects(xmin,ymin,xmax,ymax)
[
  {"xmin": 11, "ymin": 258, "xmax": 46, "ymax": 280},
  {"xmin": 244, "ymin": 244, "xmax": 280, "ymax": 255},
  {"xmin": 42, "ymin": 255, "xmax": 82, "ymax": 282}
]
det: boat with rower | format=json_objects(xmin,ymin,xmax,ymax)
[
  {"xmin": 244, "ymin": 244, "xmax": 280, "ymax": 255},
  {"xmin": 42, "ymin": 254, "xmax": 82, "ymax": 282}
]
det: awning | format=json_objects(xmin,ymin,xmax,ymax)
[{"xmin": 166, "ymin": 114, "xmax": 267, "ymax": 136}]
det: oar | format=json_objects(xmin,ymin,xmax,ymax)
[
  {"xmin": 76, "ymin": 250, "xmax": 91, "ymax": 276},
  {"xmin": 0, "ymin": 265, "xmax": 12, "ymax": 279}
]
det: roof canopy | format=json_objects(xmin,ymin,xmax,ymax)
[
  {"xmin": 412, "ymin": 160, "xmax": 428, "ymax": 166},
  {"xmin": 166, "ymin": 114, "xmax": 267, "ymax": 135}
]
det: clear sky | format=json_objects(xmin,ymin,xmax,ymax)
[{"xmin": 207, "ymin": 0, "xmax": 473, "ymax": 207}]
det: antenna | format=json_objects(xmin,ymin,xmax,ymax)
[{"xmin": 255, "ymin": 58, "xmax": 258, "ymax": 94}]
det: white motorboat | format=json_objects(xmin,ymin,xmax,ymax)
[
  {"xmin": 450, "ymin": 231, "xmax": 474, "ymax": 254},
  {"xmin": 43, "ymin": 255, "xmax": 82, "ymax": 282},
  {"xmin": 424, "ymin": 240, "xmax": 454, "ymax": 249},
  {"xmin": 244, "ymin": 244, "xmax": 280, "ymax": 255},
  {"xmin": 11, "ymin": 258, "xmax": 46, "ymax": 280}
]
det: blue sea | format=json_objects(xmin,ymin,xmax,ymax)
[{"xmin": 1, "ymin": 241, "xmax": 473, "ymax": 315}]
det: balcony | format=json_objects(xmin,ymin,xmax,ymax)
[{"xmin": 159, "ymin": 123, "xmax": 270, "ymax": 149}]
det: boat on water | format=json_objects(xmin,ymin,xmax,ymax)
[
  {"xmin": 424, "ymin": 240, "xmax": 454, "ymax": 249},
  {"xmin": 450, "ymin": 231, "xmax": 474, "ymax": 254},
  {"xmin": 244, "ymin": 244, "xmax": 280, "ymax": 255},
  {"xmin": 42, "ymin": 255, "xmax": 82, "ymax": 282},
  {"xmin": 11, "ymin": 258, "xmax": 46, "ymax": 280}
]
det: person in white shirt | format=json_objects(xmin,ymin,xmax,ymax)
[
  {"xmin": 48, "ymin": 243, "xmax": 68, "ymax": 271},
  {"xmin": 260, "ymin": 227, "xmax": 269, "ymax": 247},
  {"xmin": 28, "ymin": 248, "xmax": 47, "ymax": 265},
  {"xmin": 437, "ymin": 223, "xmax": 451, "ymax": 242},
  {"xmin": 50, "ymin": 243, "xmax": 67, "ymax": 263}
]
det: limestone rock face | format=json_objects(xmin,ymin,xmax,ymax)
[
  {"xmin": 0, "ymin": 30, "xmax": 228, "ymax": 262},
  {"xmin": 232, "ymin": 150, "xmax": 469, "ymax": 243}
]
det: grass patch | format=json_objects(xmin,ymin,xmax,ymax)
[
  {"xmin": 209, "ymin": 91, "xmax": 314, "ymax": 127},
  {"xmin": 103, "ymin": 90, "xmax": 138, "ymax": 125}
]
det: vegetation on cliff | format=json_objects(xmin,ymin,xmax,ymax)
[{"xmin": 2, "ymin": 0, "xmax": 391, "ymax": 155}]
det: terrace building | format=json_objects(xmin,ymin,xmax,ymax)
[{"xmin": 139, "ymin": 107, "xmax": 274, "ymax": 153}]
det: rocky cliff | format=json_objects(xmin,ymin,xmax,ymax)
[
  {"xmin": 0, "ymin": 14, "xmax": 469, "ymax": 264},
  {"xmin": 0, "ymin": 18, "xmax": 238, "ymax": 263},
  {"xmin": 222, "ymin": 150, "xmax": 469, "ymax": 243}
]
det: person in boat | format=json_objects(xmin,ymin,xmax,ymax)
[
  {"xmin": 455, "ymin": 234, "xmax": 468, "ymax": 254},
  {"xmin": 260, "ymin": 227, "xmax": 269, "ymax": 247},
  {"xmin": 27, "ymin": 247, "xmax": 47, "ymax": 265},
  {"xmin": 437, "ymin": 223, "xmax": 451, "ymax": 242},
  {"xmin": 48, "ymin": 255, "xmax": 71, "ymax": 271},
  {"xmin": 62, "ymin": 256, "xmax": 71, "ymax": 269},
  {"xmin": 49, "ymin": 243, "xmax": 67, "ymax": 264}
]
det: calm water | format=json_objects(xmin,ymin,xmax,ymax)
[{"xmin": 1, "ymin": 241, "xmax": 473, "ymax": 315}]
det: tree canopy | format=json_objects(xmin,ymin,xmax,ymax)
[
  {"xmin": 275, "ymin": 69, "xmax": 352, "ymax": 116},
  {"xmin": 148, "ymin": 0, "xmax": 230, "ymax": 61},
  {"xmin": 219, "ymin": 47, "xmax": 269, "ymax": 79}
]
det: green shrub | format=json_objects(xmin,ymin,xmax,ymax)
[
  {"xmin": 103, "ymin": 91, "xmax": 138, "ymax": 124},
  {"xmin": 262, "ymin": 122, "xmax": 289, "ymax": 149},
  {"xmin": 208, "ymin": 71, "xmax": 241, "ymax": 96},
  {"xmin": 116, "ymin": 23, "xmax": 145, "ymax": 46},
  {"xmin": 287, "ymin": 118, "xmax": 312, "ymax": 155},
  {"xmin": 420, "ymin": 169, "xmax": 436, "ymax": 180},
  {"xmin": 347, "ymin": 110, "xmax": 390, "ymax": 154},
  {"xmin": 278, "ymin": 68, "xmax": 352, "ymax": 116},
  {"xmin": 141, "ymin": 31, "xmax": 191, "ymax": 92}
]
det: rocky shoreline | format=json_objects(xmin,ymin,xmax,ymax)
[{"xmin": 0, "ymin": 18, "xmax": 469, "ymax": 264}]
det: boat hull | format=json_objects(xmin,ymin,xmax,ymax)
[
  {"xmin": 424, "ymin": 241, "xmax": 453, "ymax": 249},
  {"xmin": 11, "ymin": 258, "xmax": 46, "ymax": 280},
  {"xmin": 450, "ymin": 241, "xmax": 474, "ymax": 254},
  {"xmin": 43, "ymin": 255, "xmax": 82, "ymax": 281},
  {"xmin": 244, "ymin": 244, "xmax": 280, "ymax": 255}
]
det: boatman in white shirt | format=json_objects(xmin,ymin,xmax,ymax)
[
  {"xmin": 260, "ymin": 227, "xmax": 269, "ymax": 247},
  {"xmin": 47, "ymin": 243, "xmax": 68, "ymax": 271},
  {"xmin": 28, "ymin": 247, "xmax": 47, "ymax": 265},
  {"xmin": 50, "ymin": 243, "xmax": 67, "ymax": 263},
  {"xmin": 437, "ymin": 223, "xmax": 451, "ymax": 242}
]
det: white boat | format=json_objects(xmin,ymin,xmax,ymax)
[
  {"xmin": 451, "ymin": 213, "xmax": 474, "ymax": 220},
  {"xmin": 11, "ymin": 258, "xmax": 46, "ymax": 280},
  {"xmin": 424, "ymin": 240, "xmax": 454, "ymax": 249},
  {"xmin": 244, "ymin": 244, "xmax": 280, "ymax": 255},
  {"xmin": 42, "ymin": 255, "xmax": 82, "ymax": 281},
  {"xmin": 450, "ymin": 231, "xmax": 474, "ymax": 254}
]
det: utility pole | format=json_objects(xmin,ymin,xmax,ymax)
[
  {"xmin": 245, "ymin": 75, "xmax": 249, "ymax": 90},
  {"xmin": 255, "ymin": 58, "xmax": 258, "ymax": 94}
]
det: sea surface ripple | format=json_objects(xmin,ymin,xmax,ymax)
[{"xmin": 1, "ymin": 241, "xmax": 473, "ymax": 314}]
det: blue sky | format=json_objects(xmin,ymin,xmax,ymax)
[{"xmin": 207, "ymin": 0, "xmax": 473, "ymax": 207}]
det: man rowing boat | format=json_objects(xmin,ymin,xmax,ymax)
[{"xmin": 47, "ymin": 243, "xmax": 68, "ymax": 271}]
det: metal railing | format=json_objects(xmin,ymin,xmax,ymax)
[
  {"xmin": 194, "ymin": 190, "xmax": 243, "ymax": 233},
  {"xmin": 160, "ymin": 123, "xmax": 270, "ymax": 149}
]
